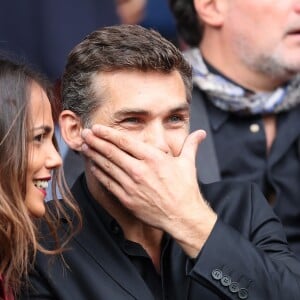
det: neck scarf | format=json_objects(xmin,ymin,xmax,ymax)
[{"xmin": 184, "ymin": 48, "xmax": 300, "ymax": 115}]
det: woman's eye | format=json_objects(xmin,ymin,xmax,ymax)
[{"xmin": 33, "ymin": 134, "xmax": 44, "ymax": 143}]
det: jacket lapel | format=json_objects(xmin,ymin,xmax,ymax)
[
  {"xmin": 190, "ymin": 89, "xmax": 221, "ymax": 183},
  {"xmin": 71, "ymin": 177, "xmax": 154, "ymax": 300}
]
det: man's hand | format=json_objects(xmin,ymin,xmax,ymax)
[{"xmin": 81, "ymin": 124, "xmax": 217, "ymax": 257}]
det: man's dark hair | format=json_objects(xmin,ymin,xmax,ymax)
[
  {"xmin": 62, "ymin": 24, "xmax": 192, "ymax": 126},
  {"xmin": 169, "ymin": 0, "xmax": 203, "ymax": 47}
]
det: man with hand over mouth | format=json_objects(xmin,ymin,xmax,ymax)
[{"xmin": 20, "ymin": 25, "xmax": 300, "ymax": 300}]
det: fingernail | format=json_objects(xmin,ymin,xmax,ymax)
[
  {"xmin": 81, "ymin": 128, "xmax": 90, "ymax": 138},
  {"xmin": 82, "ymin": 143, "xmax": 89, "ymax": 151}
]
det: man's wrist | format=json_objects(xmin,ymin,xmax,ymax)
[{"xmin": 167, "ymin": 209, "xmax": 218, "ymax": 258}]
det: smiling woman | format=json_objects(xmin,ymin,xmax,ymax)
[
  {"xmin": 0, "ymin": 56, "xmax": 81, "ymax": 299},
  {"xmin": 25, "ymin": 82, "xmax": 63, "ymax": 217}
]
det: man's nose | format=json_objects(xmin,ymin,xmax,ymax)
[{"xmin": 143, "ymin": 124, "xmax": 170, "ymax": 154}]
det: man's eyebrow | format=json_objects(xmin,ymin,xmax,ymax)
[
  {"xmin": 113, "ymin": 109, "xmax": 150, "ymax": 119},
  {"xmin": 169, "ymin": 103, "xmax": 190, "ymax": 113},
  {"xmin": 113, "ymin": 103, "xmax": 190, "ymax": 119}
]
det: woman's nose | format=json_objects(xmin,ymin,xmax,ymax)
[{"xmin": 45, "ymin": 142, "xmax": 63, "ymax": 169}]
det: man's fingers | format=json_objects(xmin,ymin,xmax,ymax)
[
  {"xmin": 89, "ymin": 163, "xmax": 129, "ymax": 203},
  {"xmin": 81, "ymin": 130, "xmax": 135, "ymax": 175},
  {"xmin": 83, "ymin": 125, "xmax": 158, "ymax": 160}
]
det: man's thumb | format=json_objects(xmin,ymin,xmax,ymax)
[{"xmin": 181, "ymin": 130, "xmax": 206, "ymax": 161}]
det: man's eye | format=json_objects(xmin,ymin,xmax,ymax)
[
  {"xmin": 122, "ymin": 117, "xmax": 140, "ymax": 123},
  {"xmin": 169, "ymin": 115, "xmax": 183, "ymax": 122}
]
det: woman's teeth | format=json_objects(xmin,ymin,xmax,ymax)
[{"xmin": 34, "ymin": 180, "xmax": 49, "ymax": 189}]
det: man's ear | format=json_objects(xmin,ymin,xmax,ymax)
[
  {"xmin": 59, "ymin": 110, "xmax": 83, "ymax": 152},
  {"xmin": 193, "ymin": 0, "xmax": 227, "ymax": 27}
]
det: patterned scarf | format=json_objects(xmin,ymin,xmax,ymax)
[{"xmin": 184, "ymin": 48, "xmax": 300, "ymax": 115}]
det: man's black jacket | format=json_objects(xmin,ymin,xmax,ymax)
[{"xmin": 19, "ymin": 175, "xmax": 300, "ymax": 300}]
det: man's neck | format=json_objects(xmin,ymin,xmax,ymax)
[
  {"xmin": 119, "ymin": 218, "xmax": 164, "ymax": 273},
  {"xmin": 86, "ymin": 169, "xmax": 164, "ymax": 271}
]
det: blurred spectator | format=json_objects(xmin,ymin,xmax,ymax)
[
  {"xmin": 169, "ymin": 0, "xmax": 300, "ymax": 258},
  {"xmin": 116, "ymin": 0, "xmax": 178, "ymax": 45},
  {"xmin": 116, "ymin": 0, "xmax": 146, "ymax": 24}
]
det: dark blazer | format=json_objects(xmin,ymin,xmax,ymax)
[
  {"xmin": 19, "ymin": 175, "xmax": 300, "ymax": 300},
  {"xmin": 190, "ymin": 88, "xmax": 300, "ymax": 258}
]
